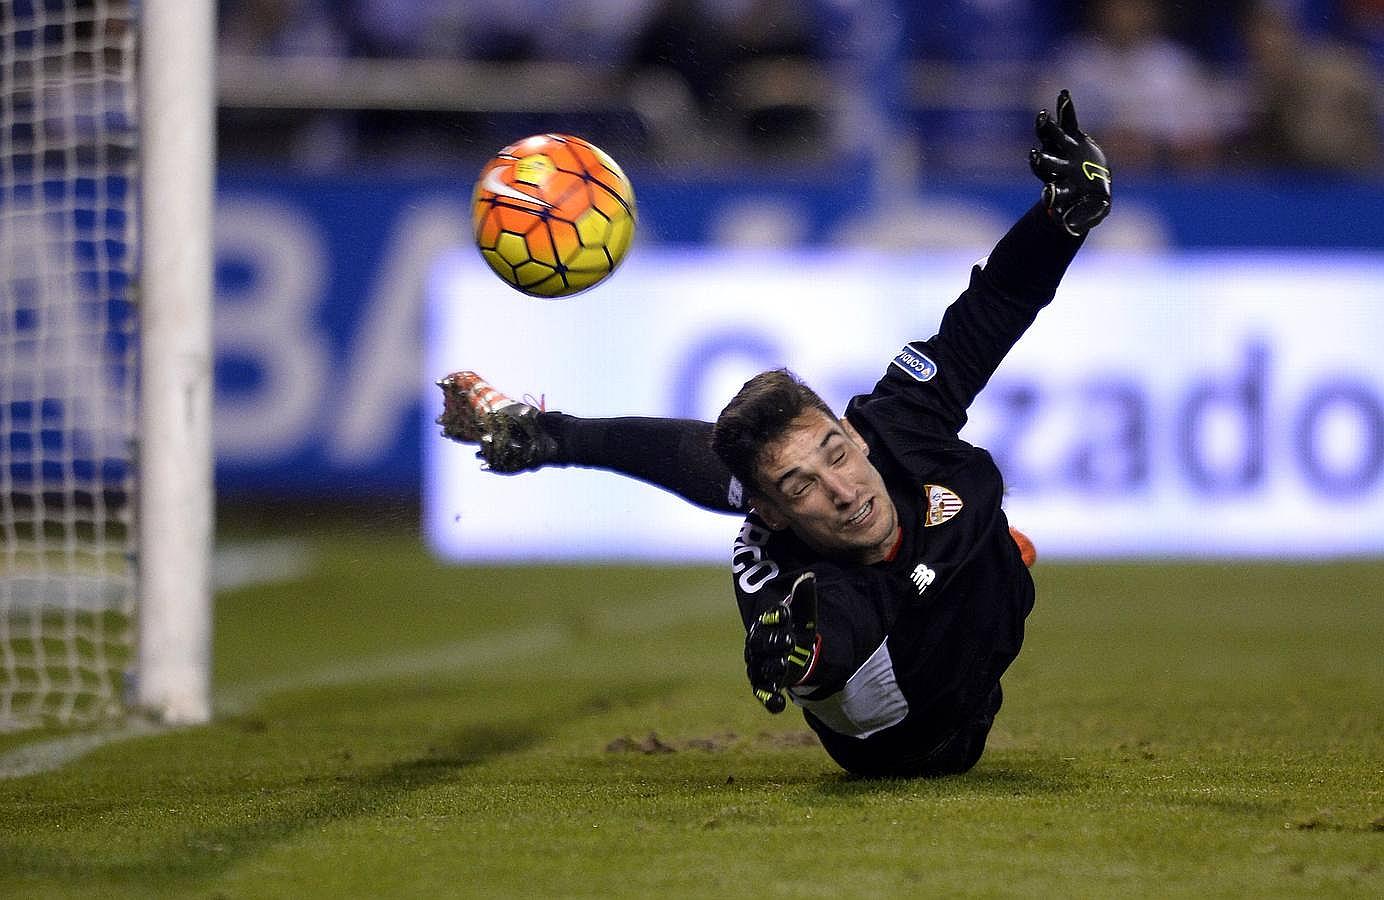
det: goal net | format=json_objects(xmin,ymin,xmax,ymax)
[{"xmin": 1, "ymin": 0, "xmax": 212, "ymax": 730}]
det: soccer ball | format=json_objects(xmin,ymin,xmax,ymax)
[{"xmin": 472, "ymin": 134, "xmax": 636, "ymax": 298}]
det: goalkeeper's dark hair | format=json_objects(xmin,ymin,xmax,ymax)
[{"xmin": 711, "ymin": 368, "xmax": 837, "ymax": 495}]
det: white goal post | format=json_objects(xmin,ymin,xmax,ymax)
[
  {"xmin": 0, "ymin": 0, "xmax": 214, "ymax": 729},
  {"xmin": 135, "ymin": 0, "xmax": 214, "ymax": 725}
]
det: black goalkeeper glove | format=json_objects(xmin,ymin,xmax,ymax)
[
  {"xmin": 1029, "ymin": 89, "xmax": 1111, "ymax": 237},
  {"xmin": 745, "ymin": 571, "xmax": 821, "ymax": 714}
]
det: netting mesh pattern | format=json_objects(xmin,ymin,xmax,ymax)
[{"xmin": 0, "ymin": 0, "xmax": 138, "ymax": 728}]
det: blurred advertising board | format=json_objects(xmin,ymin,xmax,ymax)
[{"xmin": 424, "ymin": 248, "xmax": 1384, "ymax": 561}]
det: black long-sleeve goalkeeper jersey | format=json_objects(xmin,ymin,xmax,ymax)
[{"xmin": 730, "ymin": 203, "xmax": 1085, "ymax": 770}]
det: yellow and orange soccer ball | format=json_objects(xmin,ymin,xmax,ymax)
[{"xmin": 472, "ymin": 134, "xmax": 636, "ymax": 298}]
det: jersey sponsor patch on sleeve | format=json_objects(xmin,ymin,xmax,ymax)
[{"xmin": 891, "ymin": 345, "xmax": 938, "ymax": 382}]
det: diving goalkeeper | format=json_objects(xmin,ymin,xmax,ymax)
[{"xmin": 436, "ymin": 91, "xmax": 1110, "ymax": 777}]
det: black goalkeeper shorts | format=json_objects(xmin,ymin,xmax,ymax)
[{"xmin": 808, "ymin": 683, "xmax": 1004, "ymax": 779}]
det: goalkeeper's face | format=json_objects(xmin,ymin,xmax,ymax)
[{"xmin": 753, "ymin": 411, "xmax": 900, "ymax": 565}]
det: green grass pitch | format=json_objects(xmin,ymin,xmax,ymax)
[{"xmin": 2, "ymin": 527, "xmax": 1381, "ymax": 897}]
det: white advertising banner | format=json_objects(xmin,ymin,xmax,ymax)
[{"xmin": 424, "ymin": 247, "xmax": 1384, "ymax": 561}]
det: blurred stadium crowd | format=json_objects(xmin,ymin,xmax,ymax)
[{"xmin": 215, "ymin": 0, "xmax": 1384, "ymax": 176}]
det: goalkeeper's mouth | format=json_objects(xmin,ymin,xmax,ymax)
[{"xmin": 844, "ymin": 498, "xmax": 875, "ymax": 529}]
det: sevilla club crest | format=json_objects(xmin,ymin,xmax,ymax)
[{"xmin": 923, "ymin": 484, "xmax": 963, "ymax": 527}]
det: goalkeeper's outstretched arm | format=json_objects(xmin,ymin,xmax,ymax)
[
  {"xmin": 870, "ymin": 89, "xmax": 1111, "ymax": 431},
  {"xmin": 437, "ymin": 372, "xmax": 745, "ymax": 513}
]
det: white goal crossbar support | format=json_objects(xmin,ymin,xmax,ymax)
[{"xmin": 135, "ymin": 0, "xmax": 215, "ymax": 723}]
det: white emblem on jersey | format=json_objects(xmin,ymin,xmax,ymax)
[
  {"xmin": 923, "ymin": 484, "xmax": 963, "ymax": 527},
  {"xmin": 909, "ymin": 563, "xmax": 935, "ymax": 595},
  {"xmin": 727, "ymin": 475, "xmax": 744, "ymax": 510}
]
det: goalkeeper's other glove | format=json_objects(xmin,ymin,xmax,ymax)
[
  {"xmin": 745, "ymin": 571, "xmax": 821, "ymax": 714},
  {"xmin": 1029, "ymin": 89, "xmax": 1111, "ymax": 236}
]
